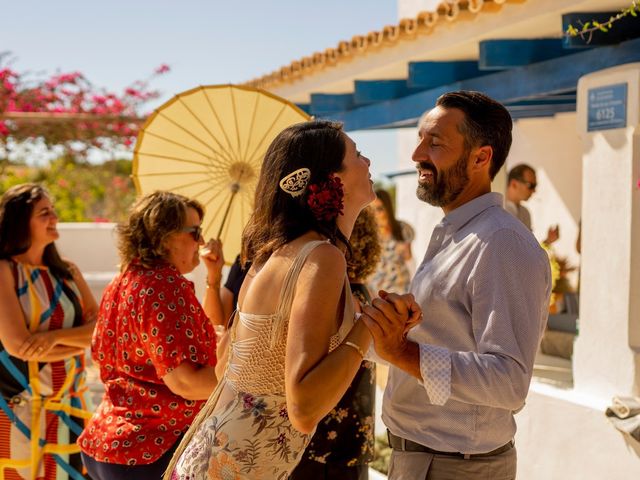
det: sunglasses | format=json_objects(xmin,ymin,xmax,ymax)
[
  {"xmin": 181, "ymin": 225, "xmax": 203, "ymax": 241},
  {"xmin": 518, "ymin": 179, "xmax": 537, "ymax": 191}
]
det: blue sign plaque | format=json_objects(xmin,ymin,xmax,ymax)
[{"xmin": 587, "ymin": 83, "xmax": 627, "ymax": 132}]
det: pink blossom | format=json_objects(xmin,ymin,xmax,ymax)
[
  {"xmin": 154, "ymin": 64, "xmax": 170, "ymax": 74},
  {"xmin": 125, "ymin": 88, "xmax": 141, "ymax": 98}
]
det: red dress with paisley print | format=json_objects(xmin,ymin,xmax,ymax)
[{"xmin": 78, "ymin": 260, "xmax": 216, "ymax": 465}]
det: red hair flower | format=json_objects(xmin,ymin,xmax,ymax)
[{"xmin": 307, "ymin": 174, "xmax": 344, "ymax": 222}]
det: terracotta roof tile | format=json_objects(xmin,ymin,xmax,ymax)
[{"xmin": 245, "ymin": 0, "xmax": 516, "ymax": 90}]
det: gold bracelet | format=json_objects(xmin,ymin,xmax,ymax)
[
  {"xmin": 205, "ymin": 278, "xmax": 220, "ymax": 290},
  {"xmin": 343, "ymin": 341, "xmax": 365, "ymax": 359}
]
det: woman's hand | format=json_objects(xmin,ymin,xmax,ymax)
[
  {"xmin": 378, "ymin": 290, "xmax": 422, "ymax": 334},
  {"xmin": 361, "ymin": 292, "xmax": 420, "ymax": 362},
  {"xmin": 18, "ymin": 331, "xmax": 60, "ymax": 359},
  {"xmin": 200, "ymin": 239, "xmax": 224, "ymax": 286}
]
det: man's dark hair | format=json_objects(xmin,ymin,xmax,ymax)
[
  {"xmin": 435, "ymin": 91, "xmax": 512, "ymax": 180},
  {"xmin": 507, "ymin": 163, "xmax": 535, "ymax": 184}
]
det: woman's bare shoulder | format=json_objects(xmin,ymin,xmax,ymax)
[
  {"xmin": 304, "ymin": 242, "xmax": 345, "ymax": 272},
  {"xmin": 0, "ymin": 260, "xmax": 16, "ymax": 295},
  {"xmin": 0, "ymin": 259, "xmax": 13, "ymax": 276}
]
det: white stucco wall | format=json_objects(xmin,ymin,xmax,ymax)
[
  {"xmin": 55, "ymin": 223, "xmax": 120, "ymax": 302},
  {"xmin": 516, "ymin": 385, "xmax": 640, "ymax": 478},
  {"xmin": 507, "ymin": 112, "xmax": 583, "ymax": 288},
  {"xmin": 572, "ymin": 63, "xmax": 640, "ymax": 399}
]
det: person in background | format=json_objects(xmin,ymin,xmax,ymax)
[
  {"xmin": 201, "ymin": 249, "xmax": 248, "ymax": 380},
  {"xmin": 78, "ymin": 191, "xmax": 221, "ymax": 480},
  {"xmin": 207, "ymin": 253, "xmax": 248, "ymax": 329},
  {"xmin": 368, "ymin": 189, "xmax": 414, "ymax": 295},
  {"xmin": 505, "ymin": 163, "xmax": 559, "ymax": 245},
  {"xmin": 290, "ymin": 206, "xmax": 381, "ymax": 480},
  {"xmin": 0, "ymin": 183, "xmax": 98, "ymax": 480}
]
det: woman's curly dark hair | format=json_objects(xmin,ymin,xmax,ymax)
[
  {"xmin": 347, "ymin": 207, "xmax": 381, "ymax": 282},
  {"xmin": 117, "ymin": 191, "xmax": 203, "ymax": 269}
]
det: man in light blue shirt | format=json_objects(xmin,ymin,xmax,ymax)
[{"xmin": 362, "ymin": 91, "xmax": 551, "ymax": 479}]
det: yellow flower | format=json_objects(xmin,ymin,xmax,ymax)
[
  {"xmin": 540, "ymin": 242, "xmax": 560, "ymax": 308},
  {"xmin": 214, "ymin": 431, "xmax": 229, "ymax": 447},
  {"xmin": 207, "ymin": 452, "xmax": 241, "ymax": 480}
]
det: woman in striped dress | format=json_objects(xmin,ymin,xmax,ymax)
[{"xmin": 0, "ymin": 184, "xmax": 97, "ymax": 480}]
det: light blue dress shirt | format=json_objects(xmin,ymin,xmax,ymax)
[{"xmin": 382, "ymin": 192, "xmax": 551, "ymax": 454}]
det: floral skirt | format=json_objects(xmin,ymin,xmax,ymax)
[{"xmin": 171, "ymin": 390, "xmax": 310, "ymax": 480}]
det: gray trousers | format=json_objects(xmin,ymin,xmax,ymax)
[{"xmin": 388, "ymin": 446, "xmax": 517, "ymax": 480}]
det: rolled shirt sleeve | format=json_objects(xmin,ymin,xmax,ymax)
[
  {"xmin": 417, "ymin": 229, "xmax": 551, "ymax": 410},
  {"xmin": 419, "ymin": 343, "xmax": 451, "ymax": 405}
]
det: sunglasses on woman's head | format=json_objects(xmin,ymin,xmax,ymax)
[{"xmin": 181, "ymin": 225, "xmax": 203, "ymax": 241}]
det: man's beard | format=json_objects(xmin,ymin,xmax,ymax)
[{"xmin": 416, "ymin": 150, "xmax": 470, "ymax": 207}]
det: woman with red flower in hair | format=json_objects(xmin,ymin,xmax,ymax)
[{"xmin": 167, "ymin": 121, "xmax": 422, "ymax": 480}]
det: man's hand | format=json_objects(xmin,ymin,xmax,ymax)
[
  {"xmin": 378, "ymin": 290, "xmax": 422, "ymax": 333},
  {"xmin": 361, "ymin": 292, "xmax": 422, "ymax": 363},
  {"xmin": 544, "ymin": 225, "xmax": 560, "ymax": 245}
]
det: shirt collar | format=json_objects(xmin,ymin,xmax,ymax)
[{"xmin": 443, "ymin": 192, "xmax": 503, "ymax": 232}]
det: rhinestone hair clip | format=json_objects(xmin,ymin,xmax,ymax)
[{"xmin": 279, "ymin": 168, "xmax": 311, "ymax": 197}]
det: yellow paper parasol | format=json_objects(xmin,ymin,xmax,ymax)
[{"xmin": 132, "ymin": 84, "xmax": 311, "ymax": 263}]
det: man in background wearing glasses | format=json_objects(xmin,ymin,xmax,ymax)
[{"xmin": 505, "ymin": 163, "xmax": 559, "ymax": 245}]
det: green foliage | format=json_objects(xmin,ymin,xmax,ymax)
[
  {"xmin": 565, "ymin": 1, "xmax": 640, "ymax": 41},
  {"xmin": 370, "ymin": 433, "xmax": 391, "ymax": 475},
  {"xmin": 0, "ymin": 158, "xmax": 135, "ymax": 222}
]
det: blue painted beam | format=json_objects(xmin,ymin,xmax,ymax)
[
  {"xmin": 562, "ymin": 11, "xmax": 640, "ymax": 49},
  {"xmin": 309, "ymin": 93, "xmax": 354, "ymax": 115},
  {"xmin": 353, "ymin": 80, "xmax": 411, "ymax": 106},
  {"xmin": 507, "ymin": 102, "xmax": 576, "ymax": 120},
  {"xmin": 505, "ymin": 93, "xmax": 576, "ymax": 107},
  {"xmin": 318, "ymin": 37, "xmax": 640, "ymax": 131},
  {"xmin": 408, "ymin": 61, "xmax": 485, "ymax": 89},
  {"xmin": 479, "ymin": 39, "xmax": 575, "ymax": 70},
  {"xmin": 295, "ymin": 103, "xmax": 311, "ymax": 115}
]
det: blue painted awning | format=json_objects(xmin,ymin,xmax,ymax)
[{"xmin": 309, "ymin": 37, "xmax": 640, "ymax": 131}]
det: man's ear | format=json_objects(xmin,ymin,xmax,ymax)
[{"xmin": 472, "ymin": 145, "xmax": 493, "ymax": 171}]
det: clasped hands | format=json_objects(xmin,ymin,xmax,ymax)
[
  {"xmin": 360, "ymin": 291, "xmax": 422, "ymax": 363},
  {"xmin": 17, "ymin": 331, "xmax": 64, "ymax": 360}
]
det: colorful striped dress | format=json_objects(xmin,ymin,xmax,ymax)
[{"xmin": 0, "ymin": 261, "xmax": 91, "ymax": 480}]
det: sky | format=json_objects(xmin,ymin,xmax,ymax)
[{"xmin": 2, "ymin": 0, "xmax": 402, "ymax": 180}]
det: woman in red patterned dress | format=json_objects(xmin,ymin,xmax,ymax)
[{"xmin": 78, "ymin": 192, "xmax": 221, "ymax": 480}]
